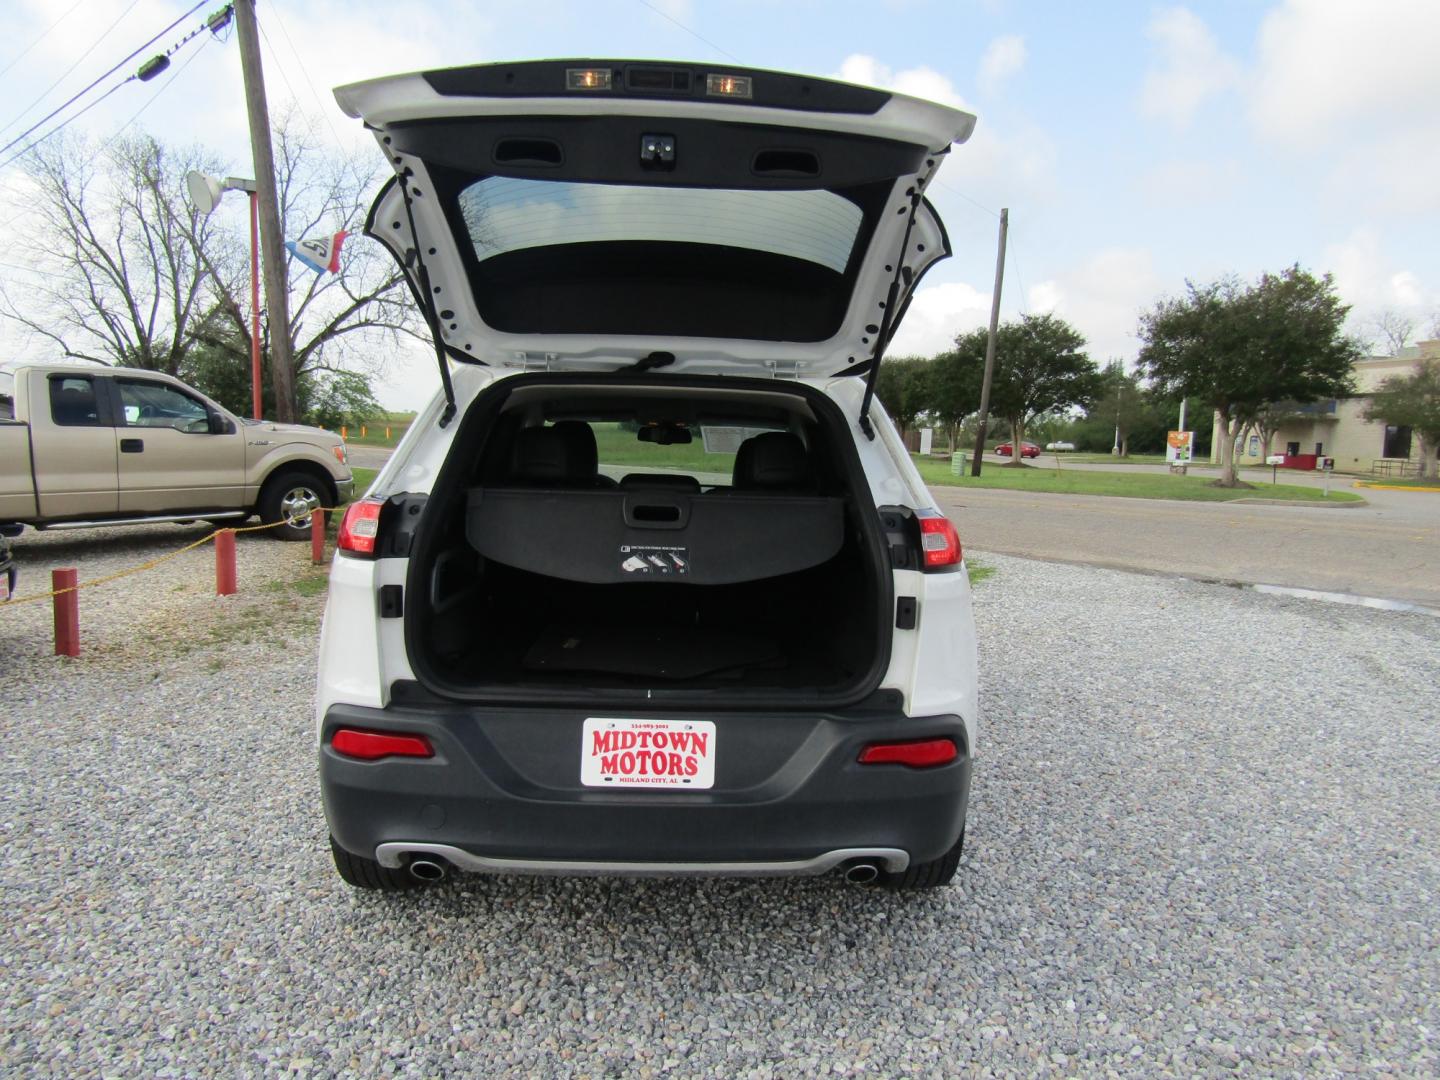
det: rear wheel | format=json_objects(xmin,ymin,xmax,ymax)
[
  {"xmin": 258, "ymin": 470, "xmax": 329, "ymax": 541},
  {"xmin": 881, "ymin": 828, "xmax": 964, "ymax": 890},
  {"xmin": 329, "ymin": 836, "xmax": 417, "ymax": 891}
]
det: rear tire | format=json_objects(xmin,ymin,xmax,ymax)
[
  {"xmin": 881, "ymin": 828, "xmax": 964, "ymax": 890},
  {"xmin": 329, "ymin": 836, "xmax": 417, "ymax": 891},
  {"xmin": 258, "ymin": 470, "xmax": 330, "ymax": 541}
]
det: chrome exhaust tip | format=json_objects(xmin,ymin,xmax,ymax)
[
  {"xmin": 408, "ymin": 858, "xmax": 448, "ymax": 883},
  {"xmin": 844, "ymin": 863, "xmax": 880, "ymax": 885}
]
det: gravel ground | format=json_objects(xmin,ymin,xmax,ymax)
[{"xmin": 2, "ymin": 530, "xmax": 1438, "ymax": 1077}]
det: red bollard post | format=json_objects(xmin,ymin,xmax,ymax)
[
  {"xmin": 216, "ymin": 529, "xmax": 237, "ymax": 596},
  {"xmin": 52, "ymin": 567, "xmax": 79, "ymax": 657},
  {"xmin": 311, "ymin": 508, "xmax": 326, "ymax": 565}
]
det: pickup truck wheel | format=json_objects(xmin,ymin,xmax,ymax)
[
  {"xmin": 258, "ymin": 471, "xmax": 327, "ymax": 541},
  {"xmin": 880, "ymin": 828, "xmax": 964, "ymax": 890},
  {"xmin": 329, "ymin": 837, "xmax": 417, "ymax": 891}
]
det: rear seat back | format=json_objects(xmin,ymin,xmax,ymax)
[{"xmin": 718, "ymin": 431, "xmax": 813, "ymax": 493}]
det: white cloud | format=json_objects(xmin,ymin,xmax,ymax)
[
  {"xmin": 1251, "ymin": 0, "xmax": 1440, "ymax": 145},
  {"xmin": 885, "ymin": 281, "xmax": 992, "ymax": 357},
  {"xmin": 1138, "ymin": 158, "xmax": 1242, "ymax": 206},
  {"xmin": 835, "ymin": 54, "xmax": 969, "ymax": 109},
  {"xmin": 1322, "ymin": 228, "xmax": 1436, "ymax": 321},
  {"xmin": 1024, "ymin": 248, "xmax": 1161, "ymax": 362},
  {"xmin": 1139, "ymin": 7, "xmax": 1240, "ymax": 128},
  {"xmin": 978, "ymin": 35, "xmax": 1027, "ymax": 95}
]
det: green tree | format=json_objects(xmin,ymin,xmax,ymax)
[
  {"xmin": 874, "ymin": 356, "xmax": 931, "ymax": 437},
  {"xmin": 1236, "ymin": 400, "xmax": 1305, "ymax": 461},
  {"xmin": 1363, "ymin": 358, "xmax": 1440, "ymax": 479},
  {"xmin": 1090, "ymin": 360, "xmax": 1147, "ymax": 456},
  {"xmin": 926, "ymin": 342, "xmax": 986, "ymax": 452},
  {"xmin": 971, "ymin": 313, "xmax": 1098, "ymax": 466},
  {"xmin": 1138, "ymin": 266, "xmax": 1360, "ymax": 486}
]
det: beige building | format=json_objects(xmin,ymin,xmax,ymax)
[{"xmin": 1214, "ymin": 339, "xmax": 1435, "ymax": 475}]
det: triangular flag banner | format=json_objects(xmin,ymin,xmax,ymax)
[{"xmin": 286, "ymin": 230, "xmax": 347, "ymax": 274}]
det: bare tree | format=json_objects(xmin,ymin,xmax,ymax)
[
  {"xmin": 1364, "ymin": 309, "xmax": 1415, "ymax": 356},
  {"xmin": 188, "ymin": 109, "xmax": 424, "ymax": 406},
  {"xmin": 2, "ymin": 112, "xmax": 421, "ymax": 419},
  {"xmin": 0, "ymin": 132, "xmax": 242, "ymax": 372}
]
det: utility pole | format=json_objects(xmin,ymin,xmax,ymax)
[
  {"xmin": 233, "ymin": 0, "xmax": 296, "ymax": 422},
  {"xmin": 970, "ymin": 207, "xmax": 1008, "ymax": 477}
]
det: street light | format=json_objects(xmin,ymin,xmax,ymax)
[{"xmin": 185, "ymin": 170, "xmax": 262, "ymax": 420}]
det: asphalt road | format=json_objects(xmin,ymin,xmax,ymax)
[{"xmin": 940, "ymin": 477, "xmax": 1440, "ymax": 608}]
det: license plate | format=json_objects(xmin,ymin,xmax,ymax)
[{"xmin": 581, "ymin": 717, "xmax": 716, "ymax": 789}]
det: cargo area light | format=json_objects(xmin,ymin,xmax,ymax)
[
  {"xmin": 706, "ymin": 73, "xmax": 753, "ymax": 99},
  {"xmin": 567, "ymin": 68, "xmax": 613, "ymax": 91}
]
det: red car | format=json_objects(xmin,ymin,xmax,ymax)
[{"xmin": 995, "ymin": 442, "xmax": 1041, "ymax": 459}]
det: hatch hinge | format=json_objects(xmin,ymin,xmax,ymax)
[
  {"xmin": 765, "ymin": 359, "xmax": 803, "ymax": 380},
  {"xmin": 506, "ymin": 352, "xmax": 558, "ymax": 372}
]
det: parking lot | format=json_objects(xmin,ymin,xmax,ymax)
[{"xmin": 2, "ymin": 525, "xmax": 1437, "ymax": 1076}]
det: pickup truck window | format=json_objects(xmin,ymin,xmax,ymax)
[
  {"xmin": 116, "ymin": 379, "xmax": 209, "ymax": 432},
  {"xmin": 0, "ymin": 372, "xmax": 13, "ymax": 419},
  {"xmin": 49, "ymin": 375, "xmax": 103, "ymax": 426}
]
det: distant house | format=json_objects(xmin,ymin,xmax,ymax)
[{"xmin": 1213, "ymin": 339, "xmax": 1435, "ymax": 474}]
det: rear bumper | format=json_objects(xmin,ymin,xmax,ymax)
[{"xmin": 320, "ymin": 702, "xmax": 971, "ymax": 876}]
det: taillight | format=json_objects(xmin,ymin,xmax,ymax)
[
  {"xmin": 857, "ymin": 738, "xmax": 958, "ymax": 768},
  {"xmin": 337, "ymin": 497, "xmax": 384, "ymax": 557},
  {"xmin": 331, "ymin": 727, "xmax": 434, "ymax": 761},
  {"xmin": 916, "ymin": 510, "xmax": 962, "ymax": 570}
]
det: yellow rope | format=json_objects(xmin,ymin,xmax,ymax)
[{"xmin": 0, "ymin": 509, "xmax": 339, "ymax": 608}]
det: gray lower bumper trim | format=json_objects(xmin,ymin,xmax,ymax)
[{"xmin": 374, "ymin": 843, "xmax": 910, "ymax": 877}]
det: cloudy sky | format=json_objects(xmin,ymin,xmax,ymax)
[{"xmin": 1, "ymin": 0, "xmax": 1436, "ymax": 410}]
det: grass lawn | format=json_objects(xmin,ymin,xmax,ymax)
[
  {"xmin": 916, "ymin": 458, "xmax": 1364, "ymax": 503},
  {"xmin": 349, "ymin": 467, "xmax": 378, "ymax": 498},
  {"xmin": 592, "ymin": 423, "xmax": 741, "ymax": 472},
  {"xmin": 1055, "ymin": 452, "xmax": 1169, "ymax": 466}
]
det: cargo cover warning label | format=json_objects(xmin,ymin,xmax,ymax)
[
  {"xmin": 619, "ymin": 545, "xmax": 688, "ymax": 574},
  {"xmin": 580, "ymin": 718, "xmax": 716, "ymax": 788}
]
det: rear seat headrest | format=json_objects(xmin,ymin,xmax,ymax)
[
  {"xmin": 551, "ymin": 421, "xmax": 599, "ymax": 476},
  {"xmin": 510, "ymin": 426, "xmax": 582, "ymax": 484},
  {"xmin": 732, "ymin": 432, "xmax": 810, "ymax": 490}
]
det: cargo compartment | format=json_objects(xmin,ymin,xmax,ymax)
[{"xmin": 402, "ymin": 375, "xmax": 892, "ymax": 706}]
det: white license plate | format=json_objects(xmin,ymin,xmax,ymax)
[{"xmin": 581, "ymin": 717, "xmax": 716, "ymax": 789}]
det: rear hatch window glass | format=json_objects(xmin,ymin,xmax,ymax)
[
  {"xmin": 443, "ymin": 175, "xmax": 887, "ymax": 341},
  {"xmin": 461, "ymin": 178, "xmax": 863, "ymax": 273}
]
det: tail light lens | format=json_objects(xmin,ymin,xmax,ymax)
[
  {"xmin": 916, "ymin": 510, "xmax": 962, "ymax": 571},
  {"xmin": 331, "ymin": 728, "xmax": 434, "ymax": 761},
  {"xmin": 858, "ymin": 738, "xmax": 959, "ymax": 768},
  {"xmin": 337, "ymin": 497, "xmax": 384, "ymax": 557}
]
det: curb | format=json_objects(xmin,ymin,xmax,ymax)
[
  {"xmin": 1227, "ymin": 497, "xmax": 1367, "ymax": 509},
  {"xmin": 1353, "ymin": 482, "xmax": 1440, "ymax": 493}
]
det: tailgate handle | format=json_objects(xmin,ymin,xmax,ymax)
[
  {"xmin": 120, "ymin": 438, "xmax": 144, "ymax": 453},
  {"xmin": 623, "ymin": 497, "xmax": 689, "ymax": 529}
]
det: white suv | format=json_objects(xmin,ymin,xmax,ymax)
[{"xmin": 316, "ymin": 59, "xmax": 979, "ymax": 890}]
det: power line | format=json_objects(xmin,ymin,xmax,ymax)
[
  {"xmin": 633, "ymin": 0, "xmax": 742, "ymax": 62},
  {"xmin": 265, "ymin": 1, "xmax": 348, "ymax": 148},
  {"xmin": 107, "ymin": 34, "xmax": 213, "ymax": 143},
  {"xmin": 0, "ymin": 0, "xmax": 208, "ymax": 160},
  {"xmin": 0, "ymin": 0, "xmax": 146, "ymax": 140},
  {"xmin": 0, "ymin": 4, "xmax": 228, "ymax": 172},
  {"xmin": 0, "ymin": 0, "xmax": 89, "ymax": 80}
]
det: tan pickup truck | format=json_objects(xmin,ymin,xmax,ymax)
[{"xmin": 0, "ymin": 364, "xmax": 353, "ymax": 540}]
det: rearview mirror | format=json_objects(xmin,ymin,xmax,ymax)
[{"xmin": 637, "ymin": 425, "xmax": 693, "ymax": 445}]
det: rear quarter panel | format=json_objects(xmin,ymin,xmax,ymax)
[
  {"xmin": 316, "ymin": 367, "xmax": 496, "ymax": 737},
  {"xmin": 0, "ymin": 423, "xmax": 38, "ymax": 520},
  {"xmin": 823, "ymin": 378, "xmax": 979, "ymax": 753}
]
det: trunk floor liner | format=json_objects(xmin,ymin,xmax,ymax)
[{"xmin": 522, "ymin": 624, "xmax": 782, "ymax": 680}]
